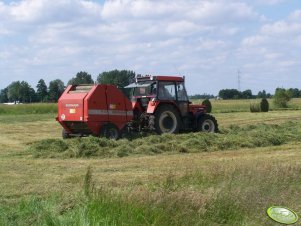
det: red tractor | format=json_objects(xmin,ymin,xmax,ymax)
[
  {"xmin": 126, "ymin": 75, "xmax": 218, "ymax": 134},
  {"xmin": 56, "ymin": 75, "xmax": 218, "ymax": 139}
]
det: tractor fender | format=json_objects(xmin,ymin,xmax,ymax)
[
  {"xmin": 195, "ymin": 112, "xmax": 206, "ymax": 121},
  {"xmin": 150, "ymin": 102, "xmax": 181, "ymax": 116}
]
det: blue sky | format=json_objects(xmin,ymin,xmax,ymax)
[{"xmin": 0, "ymin": 0, "xmax": 300, "ymax": 95}]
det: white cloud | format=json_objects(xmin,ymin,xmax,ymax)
[
  {"xmin": 288, "ymin": 9, "xmax": 301, "ymax": 20},
  {"xmin": 166, "ymin": 21, "xmax": 200, "ymax": 35},
  {"xmin": 101, "ymin": 0, "xmax": 182, "ymax": 19},
  {"xmin": 237, "ymin": 7, "xmax": 301, "ymax": 92},
  {"xmin": 261, "ymin": 21, "xmax": 301, "ymax": 35},
  {"xmin": 197, "ymin": 38, "xmax": 227, "ymax": 50},
  {"xmin": 254, "ymin": 0, "xmax": 288, "ymax": 5},
  {"xmin": 242, "ymin": 35, "xmax": 267, "ymax": 46},
  {"xmin": 0, "ymin": 0, "xmax": 300, "ymax": 95},
  {"xmin": 9, "ymin": 0, "xmax": 45, "ymax": 22},
  {"xmin": 188, "ymin": 1, "xmax": 259, "ymax": 22}
]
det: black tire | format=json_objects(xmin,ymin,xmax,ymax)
[
  {"xmin": 197, "ymin": 114, "xmax": 218, "ymax": 133},
  {"xmin": 100, "ymin": 123, "xmax": 120, "ymax": 140},
  {"xmin": 62, "ymin": 128, "xmax": 71, "ymax": 139},
  {"xmin": 154, "ymin": 105, "xmax": 181, "ymax": 134}
]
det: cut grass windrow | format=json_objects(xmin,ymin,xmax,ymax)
[{"xmin": 28, "ymin": 121, "xmax": 301, "ymax": 158}]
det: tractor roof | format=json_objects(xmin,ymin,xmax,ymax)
[{"xmin": 136, "ymin": 75, "xmax": 184, "ymax": 83}]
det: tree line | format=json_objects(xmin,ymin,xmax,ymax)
[
  {"xmin": 1, "ymin": 69, "xmax": 300, "ymax": 103},
  {"xmin": 0, "ymin": 70, "xmax": 135, "ymax": 103},
  {"xmin": 217, "ymin": 88, "xmax": 301, "ymax": 100}
]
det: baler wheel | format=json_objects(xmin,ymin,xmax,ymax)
[
  {"xmin": 62, "ymin": 129, "xmax": 71, "ymax": 139},
  {"xmin": 154, "ymin": 105, "xmax": 180, "ymax": 134},
  {"xmin": 197, "ymin": 114, "xmax": 218, "ymax": 133},
  {"xmin": 100, "ymin": 123, "xmax": 120, "ymax": 140}
]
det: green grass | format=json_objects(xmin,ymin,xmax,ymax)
[
  {"xmin": 1, "ymin": 162, "xmax": 300, "ymax": 226},
  {"xmin": 0, "ymin": 113, "xmax": 56, "ymax": 124},
  {"xmin": 0, "ymin": 98, "xmax": 299, "ymax": 116},
  {"xmin": 193, "ymin": 98, "xmax": 301, "ymax": 113},
  {"xmin": 0, "ymin": 103, "xmax": 57, "ymax": 115}
]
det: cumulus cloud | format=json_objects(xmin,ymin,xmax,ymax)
[
  {"xmin": 261, "ymin": 21, "xmax": 301, "ymax": 35},
  {"xmin": 255, "ymin": 0, "xmax": 288, "ymax": 5},
  {"xmin": 238, "ymin": 8, "xmax": 301, "ymax": 91},
  {"xmin": 0, "ymin": 0, "xmax": 300, "ymax": 94}
]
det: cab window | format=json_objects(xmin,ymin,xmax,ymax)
[
  {"xmin": 157, "ymin": 82, "xmax": 176, "ymax": 100},
  {"xmin": 177, "ymin": 82, "xmax": 188, "ymax": 101}
]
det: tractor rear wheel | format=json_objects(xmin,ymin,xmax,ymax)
[
  {"xmin": 100, "ymin": 123, "xmax": 120, "ymax": 140},
  {"xmin": 154, "ymin": 105, "xmax": 181, "ymax": 134},
  {"xmin": 197, "ymin": 114, "xmax": 218, "ymax": 133}
]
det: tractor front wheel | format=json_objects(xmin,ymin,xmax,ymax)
[
  {"xmin": 197, "ymin": 114, "xmax": 218, "ymax": 133},
  {"xmin": 100, "ymin": 123, "xmax": 120, "ymax": 140},
  {"xmin": 154, "ymin": 105, "xmax": 181, "ymax": 134}
]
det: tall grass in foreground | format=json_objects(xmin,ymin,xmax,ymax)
[
  {"xmin": 28, "ymin": 121, "xmax": 301, "ymax": 158},
  {"xmin": 1, "ymin": 162, "xmax": 300, "ymax": 226}
]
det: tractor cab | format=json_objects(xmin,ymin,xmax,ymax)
[{"xmin": 126, "ymin": 76, "xmax": 190, "ymax": 118}]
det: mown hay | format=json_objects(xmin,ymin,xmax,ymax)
[{"xmin": 28, "ymin": 121, "xmax": 301, "ymax": 158}]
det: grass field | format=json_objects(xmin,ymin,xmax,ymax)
[
  {"xmin": 0, "ymin": 102, "xmax": 301, "ymax": 225},
  {"xmin": 195, "ymin": 98, "xmax": 301, "ymax": 113}
]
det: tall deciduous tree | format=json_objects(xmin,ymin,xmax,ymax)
[
  {"xmin": 0, "ymin": 88, "xmax": 8, "ymax": 103},
  {"xmin": 36, "ymin": 79, "xmax": 48, "ymax": 102},
  {"xmin": 287, "ymin": 88, "xmax": 300, "ymax": 98},
  {"xmin": 7, "ymin": 81, "xmax": 36, "ymax": 103},
  {"xmin": 97, "ymin": 70, "xmax": 135, "ymax": 88},
  {"xmin": 241, "ymin": 89, "xmax": 253, "ymax": 99},
  {"xmin": 48, "ymin": 79, "xmax": 65, "ymax": 102},
  {"xmin": 257, "ymin": 90, "xmax": 267, "ymax": 98},
  {"xmin": 68, "ymin": 71, "xmax": 94, "ymax": 85},
  {"xmin": 7, "ymin": 81, "xmax": 22, "ymax": 102},
  {"xmin": 20, "ymin": 81, "xmax": 36, "ymax": 103},
  {"xmin": 218, "ymin": 89, "xmax": 241, "ymax": 99}
]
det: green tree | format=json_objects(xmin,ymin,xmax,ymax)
[
  {"xmin": 273, "ymin": 88, "xmax": 292, "ymax": 108},
  {"xmin": 7, "ymin": 81, "xmax": 35, "ymax": 103},
  {"xmin": 7, "ymin": 81, "xmax": 22, "ymax": 103},
  {"xmin": 218, "ymin": 89, "xmax": 241, "ymax": 99},
  {"xmin": 241, "ymin": 89, "xmax": 253, "ymax": 99},
  {"xmin": 257, "ymin": 90, "xmax": 267, "ymax": 98},
  {"xmin": 287, "ymin": 88, "xmax": 300, "ymax": 98},
  {"xmin": 68, "ymin": 71, "xmax": 94, "ymax": 85},
  {"xmin": 97, "ymin": 70, "xmax": 135, "ymax": 88},
  {"xmin": 0, "ymin": 88, "xmax": 8, "ymax": 103},
  {"xmin": 19, "ymin": 81, "xmax": 36, "ymax": 103},
  {"xmin": 48, "ymin": 79, "xmax": 65, "ymax": 102},
  {"xmin": 36, "ymin": 79, "xmax": 48, "ymax": 102}
]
